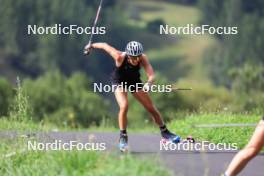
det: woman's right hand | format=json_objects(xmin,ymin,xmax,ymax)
[{"xmin": 83, "ymin": 43, "xmax": 93, "ymax": 55}]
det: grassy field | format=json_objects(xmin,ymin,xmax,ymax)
[
  {"xmin": 0, "ymin": 117, "xmax": 57, "ymax": 131},
  {"xmin": 1, "ymin": 150, "xmax": 170, "ymax": 176},
  {"xmin": 126, "ymin": 0, "xmax": 216, "ymax": 81},
  {"xmin": 169, "ymin": 113, "xmax": 261, "ymax": 149},
  {"xmin": 128, "ymin": 0, "xmax": 200, "ymax": 26}
]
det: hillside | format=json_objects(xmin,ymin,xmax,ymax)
[{"xmin": 125, "ymin": 0, "xmax": 216, "ymax": 81}]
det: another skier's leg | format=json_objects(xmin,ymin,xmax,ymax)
[{"xmin": 225, "ymin": 118, "xmax": 264, "ymax": 176}]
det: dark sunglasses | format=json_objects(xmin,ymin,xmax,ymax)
[{"xmin": 129, "ymin": 55, "xmax": 141, "ymax": 60}]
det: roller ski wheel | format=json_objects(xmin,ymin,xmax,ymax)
[
  {"xmin": 181, "ymin": 135, "xmax": 195, "ymax": 143},
  {"xmin": 186, "ymin": 135, "xmax": 195, "ymax": 143}
]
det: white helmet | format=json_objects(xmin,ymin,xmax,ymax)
[{"xmin": 125, "ymin": 41, "xmax": 143, "ymax": 56}]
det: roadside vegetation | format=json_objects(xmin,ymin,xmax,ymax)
[
  {"xmin": 1, "ymin": 150, "xmax": 170, "ymax": 176},
  {"xmin": 169, "ymin": 112, "xmax": 261, "ymax": 149},
  {"xmin": 0, "ymin": 81, "xmax": 170, "ymax": 176},
  {"xmin": 0, "ymin": 0, "xmax": 263, "ymax": 174}
]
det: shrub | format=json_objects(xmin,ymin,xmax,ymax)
[
  {"xmin": 9, "ymin": 77, "xmax": 32, "ymax": 121},
  {"xmin": 0, "ymin": 77, "xmax": 13, "ymax": 117},
  {"xmin": 128, "ymin": 75, "xmax": 233, "ymax": 125},
  {"xmin": 22, "ymin": 71, "xmax": 110, "ymax": 127}
]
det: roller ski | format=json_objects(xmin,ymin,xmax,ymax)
[
  {"xmin": 161, "ymin": 134, "xmax": 195, "ymax": 144},
  {"xmin": 160, "ymin": 125, "xmax": 195, "ymax": 144},
  {"xmin": 161, "ymin": 129, "xmax": 181, "ymax": 144},
  {"xmin": 119, "ymin": 133, "xmax": 129, "ymax": 152}
]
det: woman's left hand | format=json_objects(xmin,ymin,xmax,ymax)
[{"xmin": 143, "ymin": 82, "xmax": 152, "ymax": 92}]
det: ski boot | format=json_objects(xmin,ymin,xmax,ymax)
[{"xmin": 119, "ymin": 133, "xmax": 128, "ymax": 152}]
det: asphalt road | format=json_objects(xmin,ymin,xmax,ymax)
[{"xmin": 2, "ymin": 131, "xmax": 264, "ymax": 176}]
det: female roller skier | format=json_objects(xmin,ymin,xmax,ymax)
[{"xmin": 84, "ymin": 41, "xmax": 180, "ymax": 151}]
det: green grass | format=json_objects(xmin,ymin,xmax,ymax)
[
  {"xmin": 126, "ymin": 0, "xmax": 217, "ymax": 81},
  {"xmin": 0, "ymin": 116, "xmax": 158, "ymax": 133},
  {"xmin": 169, "ymin": 113, "xmax": 261, "ymax": 149},
  {"xmin": 1, "ymin": 151, "xmax": 171, "ymax": 176},
  {"xmin": 129, "ymin": 0, "xmax": 200, "ymax": 26},
  {"xmin": 0, "ymin": 117, "xmax": 58, "ymax": 131}
]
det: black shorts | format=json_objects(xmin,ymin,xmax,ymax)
[
  {"xmin": 112, "ymin": 80, "xmax": 143, "ymax": 92},
  {"xmin": 262, "ymin": 116, "xmax": 264, "ymax": 121}
]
